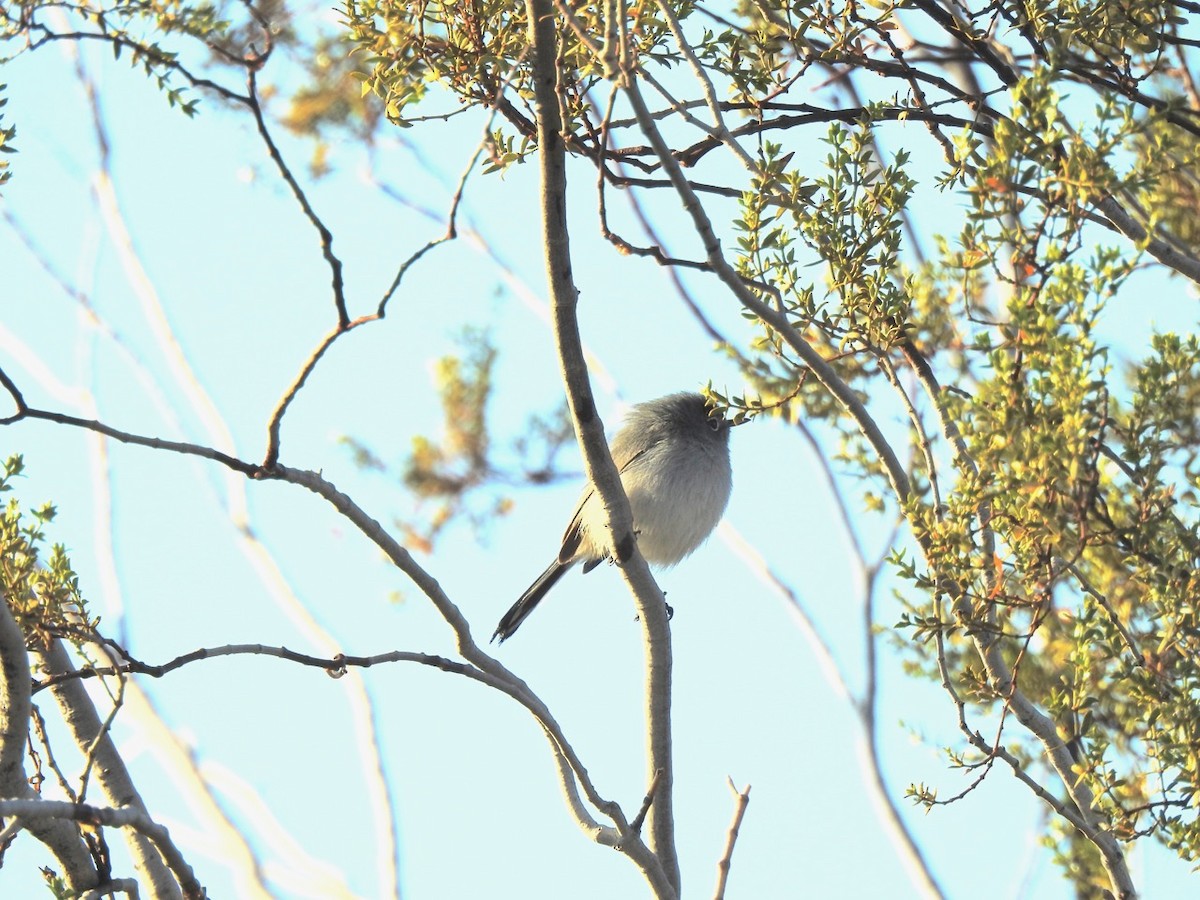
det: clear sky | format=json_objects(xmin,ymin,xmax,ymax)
[{"xmin": 1, "ymin": 13, "xmax": 1197, "ymax": 900}]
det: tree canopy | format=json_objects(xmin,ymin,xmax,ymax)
[{"xmin": 2, "ymin": 0, "xmax": 1200, "ymax": 897}]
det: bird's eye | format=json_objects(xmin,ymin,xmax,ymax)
[{"xmin": 707, "ymin": 417, "xmax": 723, "ymax": 432}]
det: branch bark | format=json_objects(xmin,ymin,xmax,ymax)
[
  {"xmin": 524, "ymin": 0, "xmax": 680, "ymax": 892},
  {"xmin": 0, "ymin": 595, "xmax": 99, "ymax": 893},
  {"xmin": 0, "ymin": 798, "xmax": 205, "ymax": 899},
  {"xmin": 711, "ymin": 780, "xmax": 750, "ymax": 900},
  {"xmin": 30, "ymin": 639, "xmax": 182, "ymax": 899}
]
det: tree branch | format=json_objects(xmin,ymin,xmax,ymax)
[
  {"xmin": 711, "ymin": 779, "xmax": 750, "ymax": 900},
  {"xmin": 0, "ymin": 394, "xmax": 263, "ymax": 478},
  {"xmin": 525, "ymin": 1, "xmax": 679, "ymax": 892},
  {"xmin": 0, "ymin": 596, "xmax": 98, "ymax": 893},
  {"xmin": 1, "ymin": 375, "xmax": 655, "ymax": 880},
  {"xmin": 31, "ymin": 640, "xmax": 181, "ymax": 899},
  {"xmin": 0, "ymin": 799, "xmax": 205, "ymax": 899},
  {"xmin": 245, "ymin": 68, "xmax": 349, "ymax": 329},
  {"xmin": 622, "ymin": 76, "xmax": 914, "ymax": 505},
  {"xmin": 898, "ymin": 341, "xmax": 1138, "ymax": 898}
]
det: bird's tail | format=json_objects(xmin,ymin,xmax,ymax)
[{"xmin": 492, "ymin": 559, "xmax": 574, "ymax": 642}]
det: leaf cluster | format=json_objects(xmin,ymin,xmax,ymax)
[
  {"xmin": 0, "ymin": 82, "xmax": 13, "ymax": 188},
  {"xmin": 0, "ymin": 456, "xmax": 95, "ymax": 650}
]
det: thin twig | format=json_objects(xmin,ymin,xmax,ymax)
[
  {"xmin": 262, "ymin": 313, "xmax": 379, "ymax": 468},
  {"xmin": 0, "ymin": 395, "xmax": 262, "ymax": 477},
  {"xmin": 712, "ymin": 779, "xmax": 750, "ymax": 900},
  {"xmin": 16, "ymin": 28, "xmax": 250, "ymax": 104},
  {"xmin": 29, "ymin": 706, "xmax": 76, "ymax": 801},
  {"xmin": 630, "ymin": 768, "xmax": 663, "ymax": 833},
  {"xmin": 35, "ymin": 643, "xmax": 492, "ymax": 691},
  {"xmin": 1067, "ymin": 563, "xmax": 1142, "ymax": 663},
  {"xmin": 246, "ymin": 67, "xmax": 348, "ymax": 328}
]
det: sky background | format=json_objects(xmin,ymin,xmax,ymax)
[{"xmin": 1, "ymin": 9, "xmax": 1198, "ymax": 899}]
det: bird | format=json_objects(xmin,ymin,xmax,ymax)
[{"xmin": 493, "ymin": 391, "xmax": 734, "ymax": 642}]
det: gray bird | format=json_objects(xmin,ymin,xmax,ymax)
[{"xmin": 493, "ymin": 391, "xmax": 734, "ymax": 642}]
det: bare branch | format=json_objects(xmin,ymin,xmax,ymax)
[
  {"xmin": 35, "ymin": 642, "xmax": 498, "ymax": 690},
  {"xmin": 711, "ymin": 779, "xmax": 750, "ymax": 900},
  {"xmin": 1, "ymin": 374, "xmax": 638, "ymax": 867},
  {"xmin": 262, "ymin": 314, "xmax": 379, "ymax": 469},
  {"xmin": 647, "ymin": 0, "xmax": 758, "ymax": 172},
  {"xmin": 0, "ymin": 392, "xmax": 263, "ymax": 478},
  {"xmin": 273, "ymin": 467, "xmax": 661, "ymax": 863},
  {"xmin": 0, "ymin": 597, "xmax": 98, "ymax": 892},
  {"xmin": 909, "ymin": 0, "xmax": 1019, "ymax": 87},
  {"xmin": 1095, "ymin": 194, "xmax": 1200, "ymax": 285},
  {"xmin": 246, "ymin": 68, "xmax": 349, "ymax": 328},
  {"xmin": 525, "ymin": 0, "xmax": 679, "ymax": 891},
  {"xmin": 32, "ymin": 640, "xmax": 181, "ymax": 898},
  {"xmin": 0, "ymin": 799, "xmax": 205, "ymax": 899},
  {"xmin": 629, "ymin": 769, "xmax": 663, "ymax": 834}
]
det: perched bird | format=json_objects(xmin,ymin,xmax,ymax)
[{"xmin": 493, "ymin": 391, "xmax": 734, "ymax": 642}]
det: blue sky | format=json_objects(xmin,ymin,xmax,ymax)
[{"xmin": 1, "ymin": 15, "xmax": 1198, "ymax": 899}]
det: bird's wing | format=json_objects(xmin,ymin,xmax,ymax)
[{"xmin": 556, "ymin": 446, "xmax": 653, "ymax": 565}]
